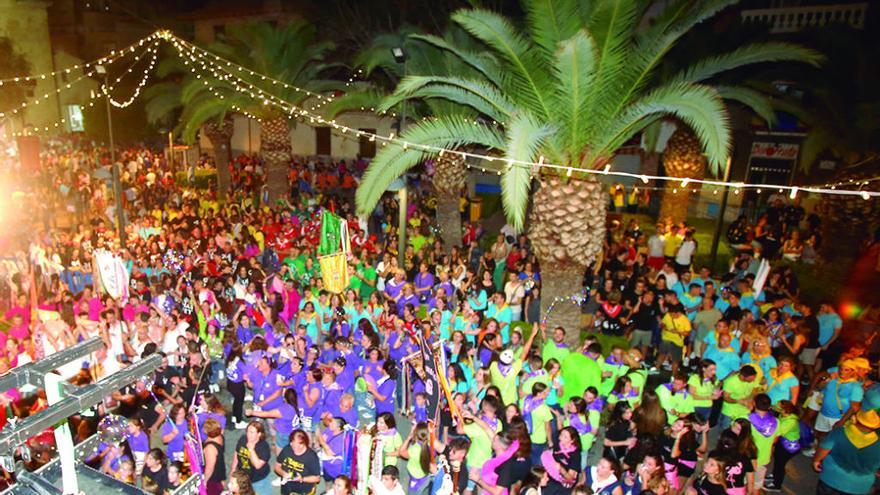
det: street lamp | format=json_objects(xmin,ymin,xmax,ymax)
[{"xmin": 95, "ymin": 64, "xmax": 125, "ymax": 248}]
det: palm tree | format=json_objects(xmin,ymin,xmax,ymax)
[
  {"xmin": 146, "ymin": 22, "xmax": 338, "ymax": 203},
  {"xmin": 353, "ymin": 0, "xmax": 820, "ymax": 343},
  {"xmin": 324, "ymin": 26, "xmax": 486, "ymax": 250},
  {"xmin": 144, "ymin": 60, "xmax": 236, "ymax": 198}
]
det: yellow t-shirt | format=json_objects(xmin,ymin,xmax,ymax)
[
  {"xmin": 661, "ymin": 313, "xmax": 691, "ymax": 347},
  {"xmin": 663, "ymin": 233, "xmax": 682, "ymax": 257}
]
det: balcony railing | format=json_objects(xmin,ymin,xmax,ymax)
[{"xmin": 741, "ymin": 3, "xmax": 868, "ymax": 32}]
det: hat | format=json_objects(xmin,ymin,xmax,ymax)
[
  {"xmin": 499, "ymin": 349, "xmax": 515, "ymax": 365},
  {"xmin": 841, "ymin": 358, "xmax": 871, "ymax": 372},
  {"xmin": 855, "ymin": 409, "xmax": 880, "ymax": 430}
]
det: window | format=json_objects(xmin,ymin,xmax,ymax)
[
  {"xmin": 359, "ymin": 128, "xmax": 376, "ymax": 158},
  {"xmin": 315, "ymin": 127, "xmax": 331, "ymax": 155}
]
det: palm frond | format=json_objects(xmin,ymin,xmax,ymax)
[
  {"xmin": 501, "ymin": 112, "xmax": 554, "ymax": 230},
  {"xmin": 452, "ymin": 8, "xmax": 554, "ymax": 119},
  {"xmin": 715, "ymin": 85, "xmax": 776, "ymax": 125},
  {"xmin": 143, "ymin": 85, "xmax": 182, "ymax": 125},
  {"xmin": 524, "ymin": 0, "xmax": 582, "ymax": 55},
  {"xmin": 594, "ymin": 83, "xmax": 730, "ymax": 173},
  {"xmin": 355, "ymin": 116, "xmax": 506, "ymax": 215},
  {"xmin": 581, "ymin": 0, "xmax": 638, "ymax": 131},
  {"xmin": 380, "ymin": 75, "xmax": 516, "ymax": 121},
  {"xmin": 552, "ymin": 29, "xmax": 598, "ymax": 155},
  {"xmin": 178, "ymin": 94, "xmax": 230, "ymax": 144},
  {"xmin": 408, "ymin": 34, "xmax": 502, "ymax": 85},
  {"xmin": 323, "ymin": 89, "xmax": 387, "ymax": 119},
  {"xmin": 670, "ymin": 42, "xmax": 824, "ymax": 85}
]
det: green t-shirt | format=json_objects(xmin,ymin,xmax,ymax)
[
  {"xmin": 406, "ymin": 444, "xmax": 427, "ymax": 479},
  {"xmin": 380, "ymin": 432, "xmax": 403, "ymax": 467},
  {"xmin": 463, "ymin": 420, "xmax": 498, "ymax": 467},
  {"xmin": 656, "ymin": 384, "xmax": 694, "ymax": 424},
  {"xmin": 750, "ymin": 414, "xmax": 780, "ymax": 465},
  {"xmin": 490, "ymin": 360, "xmax": 523, "ymax": 406},
  {"xmin": 687, "ymin": 374, "xmax": 719, "ymax": 408},
  {"xmin": 629, "ymin": 369, "xmax": 648, "ymax": 402},
  {"xmin": 528, "ymin": 404, "xmax": 554, "ymax": 444},
  {"xmin": 359, "ymin": 265, "xmax": 377, "ymax": 300},
  {"xmin": 542, "ymin": 340, "xmax": 571, "ymax": 365},
  {"xmin": 721, "ymin": 374, "xmax": 759, "ymax": 420},
  {"xmin": 410, "ymin": 235, "xmax": 428, "ymax": 253}
]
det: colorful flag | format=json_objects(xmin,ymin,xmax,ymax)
[{"xmin": 319, "ymin": 210, "xmax": 343, "ymax": 255}]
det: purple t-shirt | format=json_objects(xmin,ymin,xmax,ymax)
[
  {"xmin": 375, "ymin": 376, "xmax": 396, "ymax": 415},
  {"xmin": 161, "ymin": 420, "xmax": 187, "ymax": 459},
  {"xmin": 274, "ymin": 402, "xmax": 301, "ymax": 439},
  {"xmin": 126, "ymin": 430, "xmax": 150, "ymax": 455},
  {"xmin": 197, "ymin": 412, "xmax": 226, "ymax": 442},
  {"xmin": 321, "ymin": 430, "xmax": 346, "ymax": 478},
  {"xmin": 396, "ymin": 294, "xmax": 419, "ymax": 316},
  {"xmin": 415, "ymin": 272, "xmax": 435, "ymax": 293},
  {"xmin": 385, "ymin": 279, "xmax": 405, "ymax": 300},
  {"xmin": 254, "ymin": 369, "xmax": 283, "ymax": 410}
]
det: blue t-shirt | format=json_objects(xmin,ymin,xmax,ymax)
[
  {"xmin": 766, "ymin": 374, "xmax": 799, "ymax": 405},
  {"xmin": 819, "ymin": 426, "xmax": 880, "ymax": 494},
  {"xmin": 818, "ymin": 313, "xmax": 842, "ymax": 346},
  {"xmin": 863, "ymin": 383, "xmax": 880, "ymax": 412},
  {"xmin": 703, "ymin": 346, "xmax": 741, "ymax": 381},
  {"xmin": 820, "ymin": 378, "xmax": 865, "ymax": 418}
]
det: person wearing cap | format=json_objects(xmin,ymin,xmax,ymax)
[
  {"xmin": 656, "ymin": 303, "xmax": 691, "ymax": 375},
  {"xmin": 813, "ymin": 409, "xmax": 880, "ymax": 495},
  {"xmin": 489, "ymin": 322, "xmax": 540, "ymax": 406}
]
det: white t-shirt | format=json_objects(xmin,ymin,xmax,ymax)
[
  {"xmin": 647, "ymin": 234, "xmax": 665, "ymax": 257},
  {"xmin": 675, "ymin": 240, "xmax": 697, "ymax": 265}
]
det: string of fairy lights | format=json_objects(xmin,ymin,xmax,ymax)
[
  {"xmin": 1, "ymin": 29, "xmax": 877, "ymax": 200},
  {"xmin": 2, "ymin": 38, "xmax": 162, "ymax": 137}
]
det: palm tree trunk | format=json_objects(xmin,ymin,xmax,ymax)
[
  {"xmin": 530, "ymin": 175, "xmax": 607, "ymax": 348},
  {"xmin": 658, "ymin": 127, "xmax": 706, "ymax": 223},
  {"xmin": 432, "ymin": 153, "xmax": 468, "ymax": 251},
  {"xmin": 203, "ymin": 115, "xmax": 235, "ymax": 200},
  {"xmin": 260, "ymin": 116, "xmax": 292, "ymax": 204},
  {"xmin": 435, "ymin": 197, "xmax": 462, "ymax": 250}
]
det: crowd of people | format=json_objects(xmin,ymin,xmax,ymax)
[{"xmin": 0, "ymin": 137, "xmax": 877, "ymax": 495}]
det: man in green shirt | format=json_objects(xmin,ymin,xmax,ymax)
[
  {"xmin": 656, "ymin": 374, "xmax": 694, "ymax": 424},
  {"xmin": 541, "ymin": 326, "xmax": 571, "ymax": 365},
  {"xmin": 355, "ymin": 261, "xmax": 377, "ymax": 300},
  {"xmin": 721, "ymin": 365, "xmax": 760, "ymax": 429}
]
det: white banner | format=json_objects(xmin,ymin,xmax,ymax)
[{"xmin": 95, "ymin": 250, "xmax": 130, "ymax": 300}]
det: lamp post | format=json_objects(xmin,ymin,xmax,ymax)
[
  {"xmin": 391, "ymin": 46, "xmax": 408, "ymax": 268},
  {"xmin": 96, "ymin": 65, "xmax": 125, "ymax": 249},
  {"xmin": 709, "ymin": 157, "xmax": 733, "ymax": 271}
]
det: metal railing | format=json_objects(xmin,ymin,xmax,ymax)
[{"xmin": 741, "ymin": 3, "xmax": 868, "ymax": 32}]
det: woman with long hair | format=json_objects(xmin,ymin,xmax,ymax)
[
  {"xmin": 397, "ymin": 421, "xmax": 434, "ymax": 494},
  {"xmin": 716, "ymin": 430, "xmax": 755, "ymax": 495},
  {"xmin": 226, "ymin": 470, "xmax": 256, "ymax": 495},
  {"xmin": 604, "ymin": 402, "xmax": 637, "ymax": 462},
  {"xmin": 224, "ymin": 340, "xmax": 247, "ymax": 429},
  {"xmin": 584, "ymin": 455, "xmax": 623, "ymax": 495},
  {"xmin": 688, "ymin": 359, "xmax": 721, "ymax": 423},
  {"xmin": 230, "ymin": 421, "xmax": 272, "ymax": 494},
  {"xmin": 245, "ymin": 388, "xmax": 301, "ymax": 451},
  {"xmin": 520, "ymin": 466, "xmax": 549, "ymax": 495},
  {"xmin": 687, "ymin": 453, "xmax": 727, "ymax": 495},
  {"xmin": 633, "ymin": 389, "xmax": 668, "ymax": 437}
]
